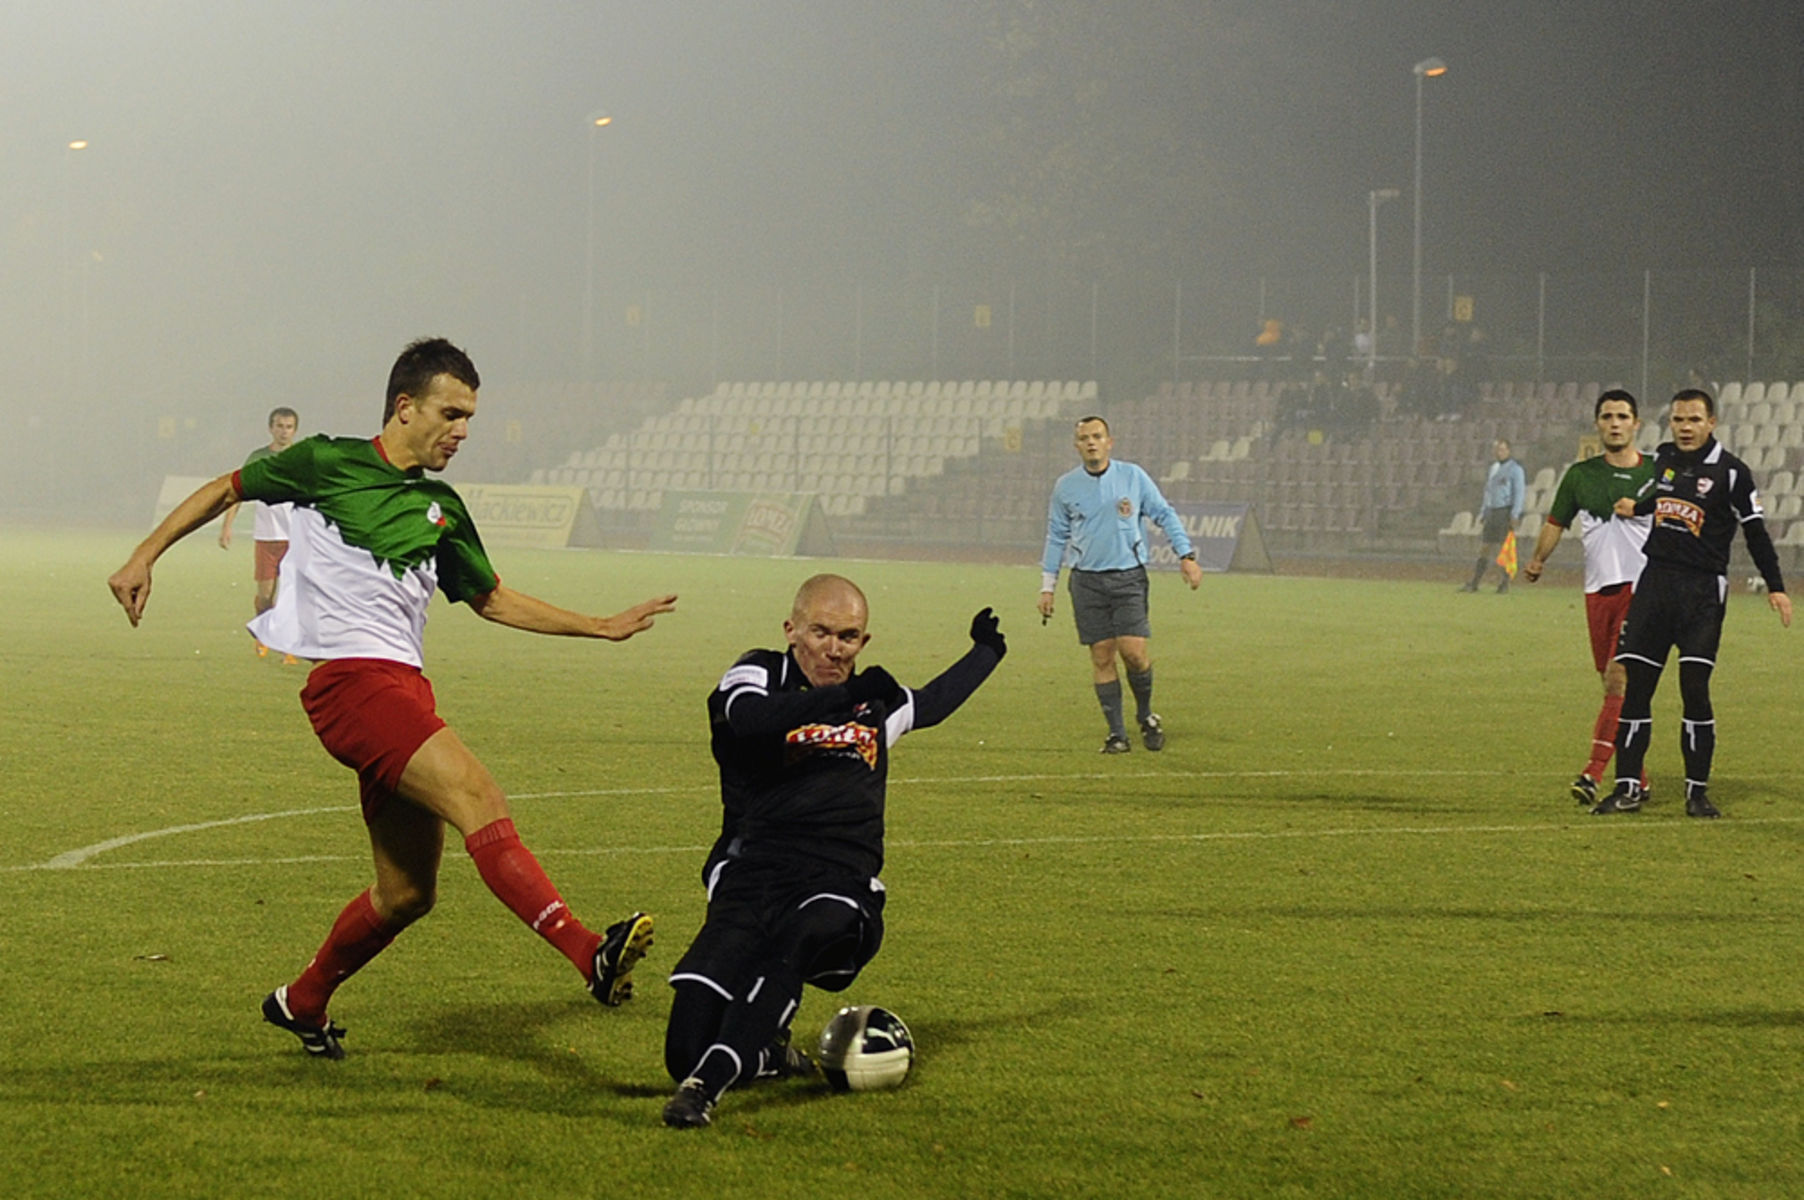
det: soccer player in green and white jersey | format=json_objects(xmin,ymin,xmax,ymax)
[
  {"xmin": 218, "ymin": 406, "xmax": 301, "ymax": 661},
  {"xmin": 1522, "ymin": 389, "xmax": 1657, "ymax": 804},
  {"xmin": 109, "ymin": 338, "xmax": 677, "ymax": 1060}
]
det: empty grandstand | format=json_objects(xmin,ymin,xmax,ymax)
[{"xmin": 515, "ymin": 376, "xmax": 1804, "ymax": 571}]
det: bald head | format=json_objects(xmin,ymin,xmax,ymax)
[
  {"xmin": 791, "ymin": 574, "xmax": 867, "ymax": 624},
  {"xmin": 786, "ymin": 574, "xmax": 871, "ymax": 688}
]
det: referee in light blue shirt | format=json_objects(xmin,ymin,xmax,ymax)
[{"xmin": 1039, "ymin": 415, "xmax": 1203, "ymax": 753}]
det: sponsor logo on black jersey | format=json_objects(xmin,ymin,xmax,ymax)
[
  {"xmin": 1654, "ymin": 496, "xmax": 1705, "ymax": 537},
  {"xmin": 787, "ymin": 722, "xmax": 880, "ymax": 768}
]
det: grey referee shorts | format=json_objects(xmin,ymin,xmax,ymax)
[{"xmin": 1069, "ymin": 566, "xmax": 1151, "ymax": 645}]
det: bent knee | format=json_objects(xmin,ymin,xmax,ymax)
[{"xmin": 374, "ymin": 883, "xmax": 436, "ymax": 926}]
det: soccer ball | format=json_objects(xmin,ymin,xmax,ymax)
[{"xmin": 817, "ymin": 1005, "xmax": 914, "ymax": 1092}]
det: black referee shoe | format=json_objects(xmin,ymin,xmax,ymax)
[
  {"xmin": 589, "ymin": 912, "xmax": 654, "ymax": 1007},
  {"xmin": 1139, "ymin": 714, "xmax": 1166, "ymax": 752},
  {"xmin": 1685, "ymin": 788, "xmax": 1721, "ymax": 819},
  {"xmin": 1590, "ymin": 782, "xmax": 1643, "ymax": 815}
]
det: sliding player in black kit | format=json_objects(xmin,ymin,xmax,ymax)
[
  {"xmin": 1591, "ymin": 389, "xmax": 1791, "ymax": 818},
  {"xmin": 661, "ymin": 574, "xmax": 1006, "ymax": 1128}
]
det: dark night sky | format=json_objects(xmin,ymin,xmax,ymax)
[{"xmin": 2, "ymin": 1, "xmax": 1800, "ymax": 512}]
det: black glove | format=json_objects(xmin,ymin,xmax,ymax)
[
  {"xmin": 844, "ymin": 665, "xmax": 903, "ymax": 707},
  {"xmin": 968, "ymin": 606, "xmax": 1007, "ymax": 659}
]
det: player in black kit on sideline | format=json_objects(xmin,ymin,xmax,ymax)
[
  {"xmin": 1591, "ymin": 389, "xmax": 1791, "ymax": 818},
  {"xmin": 661, "ymin": 574, "xmax": 1006, "ymax": 1128}
]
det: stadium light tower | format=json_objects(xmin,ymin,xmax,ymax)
[
  {"xmin": 64, "ymin": 139, "xmax": 91, "ymax": 402},
  {"xmin": 1368, "ymin": 188, "xmax": 1399, "ymax": 375},
  {"xmin": 583, "ymin": 113, "xmax": 613, "ymax": 388},
  {"xmin": 1411, "ymin": 56, "xmax": 1446, "ymax": 357}
]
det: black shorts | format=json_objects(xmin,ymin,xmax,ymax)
[
  {"xmin": 1069, "ymin": 567, "xmax": 1151, "ymax": 644},
  {"xmin": 1613, "ymin": 564, "xmax": 1727, "ymax": 670},
  {"xmin": 1479, "ymin": 507, "xmax": 1514, "ymax": 543},
  {"xmin": 669, "ymin": 857, "xmax": 886, "ymax": 999}
]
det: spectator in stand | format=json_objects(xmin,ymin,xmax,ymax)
[
  {"xmin": 1333, "ymin": 370, "xmax": 1380, "ymax": 432},
  {"xmin": 1460, "ymin": 326, "xmax": 1492, "ymax": 405},
  {"xmin": 1255, "ymin": 318, "xmax": 1285, "ymax": 379},
  {"xmin": 1352, "ymin": 318, "xmax": 1374, "ymax": 371}
]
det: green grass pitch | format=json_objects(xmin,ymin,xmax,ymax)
[{"xmin": 2, "ymin": 527, "xmax": 1800, "ymax": 1199}]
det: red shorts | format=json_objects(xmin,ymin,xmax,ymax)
[
  {"xmin": 1585, "ymin": 585, "xmax": 1635, "ymax": 674},
  {"xmin": 300, "ymin": 658, "xmax": 446, "ymax": 821},
  {"xmin": 253, "ymin": 539, "xmax": 289, "ymax": 583}
]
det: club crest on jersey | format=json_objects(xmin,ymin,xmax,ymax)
[
  {"xmin": 787, "ymin": 721, "xmax": 880, "ymax": 768},
  {"xmin": 1116, "ymin": 497, "xmax": 1133, "ymax": 518},
  {"xmin": 1662, "ymin": 468, "xmax": 1675, "ymax": 483},
  {"xmin": 1694, "ymin": 477, "xmax": 1713, "ymax": 496},
  {"xmin": 1654, "ymin": 496, "xmax": 1705, "ymax": 537},
  {"xmin": 426, "ymin": 501, "xmax": 447, "ymax": 527}
]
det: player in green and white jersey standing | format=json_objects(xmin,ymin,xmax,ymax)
[
  {"xmin": 109, "ymin": 338, "xmax": 677, "ymax": 1059},
  {"xmin": 218, "ymin": 406, "xmax": 301, "ymax": 661},
  {"xmin": 1522, "ymin": 389, "xmax": 1657, "ymax": 804}
]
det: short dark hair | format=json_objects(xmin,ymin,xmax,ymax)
[
  {"xmin": 385, "ymin": 337, "xmax": 480, "ymax": 422},
  {"xmin": 1670, "ymin": 387, "xmax": 1714, "ymax": 417},
  {"xmin": 267, "ymin": 406, "xmax": 298, "ymax": 426},
  {"xmin": 1074, "ymin": 414, "xmax": 1109, "ymax": 434},
  {"xmin": 1594, "ymin": 388, "xmax": 1637, "ymax": 418}
]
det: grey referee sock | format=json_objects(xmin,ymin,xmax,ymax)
[
  {"xmin": 1126, "ymin": 667, "xmax": 1154, "ymax": 725},
  {"xmin": 1095, "ymin": 680, "xmax": 1126, "ymax": 739}
]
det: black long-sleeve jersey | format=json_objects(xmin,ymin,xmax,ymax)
[
  {"xmin": 1630, "ymin": 438, "xmax": 1786, "ymax": 593},
  {"xmin": 704, "ymin": 642, "xmax": 1002, "ymax": 880}
]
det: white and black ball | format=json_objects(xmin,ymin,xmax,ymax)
[{"xmin": 817, "ymin": 1005, "xmax": 914, "ymax": 1092}]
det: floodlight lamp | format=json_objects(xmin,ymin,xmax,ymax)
[{"xmin": 1414, "ymin": 58, "xmax": 1447, "ymax": 78}]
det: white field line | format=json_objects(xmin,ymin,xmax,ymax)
[{"xmin": 8, "ymin": 769, "xmax": 1794, "ymax": 874}]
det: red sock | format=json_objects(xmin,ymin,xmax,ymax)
[
  {"xmin": 465, "ymin": 818, "xmax": 601, "ymax": 975},
  {"xmin": 286, "ymin": 889, "xmax": 399, "ymax": 1024},
  {"xmin": 1583, "ymin": 694, "xmax": 1624, "ymax": 781}
]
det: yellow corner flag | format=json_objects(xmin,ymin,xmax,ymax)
[{"xmin": 1495, "ymin": 530, "xmax": 1519, "ymax": 578}]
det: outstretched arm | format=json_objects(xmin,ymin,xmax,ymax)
[
  {"xmin": 909, "ymin": 608, "xmax": 1006, "ymax": 730},
  {"xmin": 108, "ymin": 472, "xmax": 241, "ymax": 626},
  {"xmin": 467, "ymin": 585, "xmax": 678, "ymax": 640}
]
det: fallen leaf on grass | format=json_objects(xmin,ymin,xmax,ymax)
[
  {"xmin": 1500, "ymin": 1079, "xmax": 1518, "ymax": 1092},
  {"xmin": 1289, "ymin": 1116, "xmax": 1313, "ymax": 1130},
  {"xmin": 1660, "ymin": 1165, "xmax": 1673, "ymax": 1176}
]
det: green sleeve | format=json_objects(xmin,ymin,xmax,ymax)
[
  {"xmin": 236, "ymin": 436, "xmax": 320, "ymax": 504},
  {"xmin": 435, "ymin": 496, "xmax": 500, "ymax": 603},
  {"xmin": 1546, "ymin": 466, "xmax": 1579, "ymax": 528}
]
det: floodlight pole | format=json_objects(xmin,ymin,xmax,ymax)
[
  {"xmin": 583, "ymin": 114, "xmax": 612, "ymax": 389},
  {"xmin": 1411, "ymin": 57, "xmax": 1446, "ymax": 358},
  {"xmin": 1368, "ymin": 188, "xmax": 1399, "ymax": 375}
]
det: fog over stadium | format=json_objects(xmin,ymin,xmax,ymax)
[{"xmin": 3, "ymin": 0, "xmax": 1801, "ymax": 524}]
